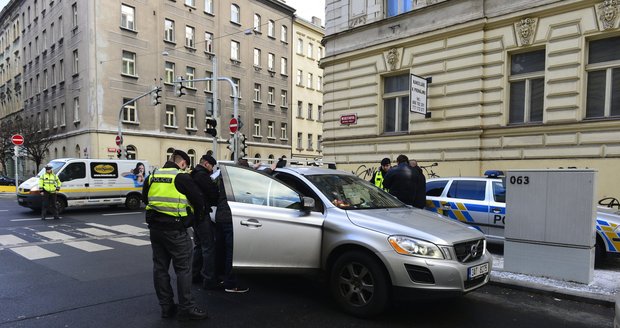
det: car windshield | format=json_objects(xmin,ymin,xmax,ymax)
[
  {"xmin": 36, "ymin": 161, "xmax": 65, "ymax": 177},
  {"xmin": 305, "ymin": 174, "xmax": 403, "ymax": 210}
]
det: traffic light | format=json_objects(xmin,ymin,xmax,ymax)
[
  {"xmin": 151, "ymin": 87, "xmax": 161, "ymax": 105},
  {"xmin": 206, "ymin": 118, "xmax": 217, "ymax": 137},
  {"xmin": 227, "ymin": 137, "xmax": 236, "ymax": 153},
  {"xmin": 123, "ymin": 148, "xmax": 129, "ymax": 159},
  {"xmin": 116, "ymin": 148, "xmax": 122, "ymax": 159},
  {"xmin": 238, "ymin": 133, "xmax": 247, "ymax": 158},
  {"xmin": 174, "ymin": 77, "xmax": 186, "ymax": 97}
]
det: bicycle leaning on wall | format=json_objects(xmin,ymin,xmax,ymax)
[{"xmin": 419, "ymin": 162, "xmax": 440, "ymax": 178}]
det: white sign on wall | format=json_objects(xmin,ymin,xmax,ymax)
[{"xmin": 410, "ymin": 73, "xmax": 427, "ymax": 115}]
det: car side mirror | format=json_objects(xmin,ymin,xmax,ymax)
[
  {"xmin": 302, "ymin": 196, "xmax": 315, "ymax": 212},
  {"xmin": 58, "ymin": 172, "xmax": 70, "ymax": 182}
]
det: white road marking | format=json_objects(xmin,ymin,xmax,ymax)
[
  {"xmin": 112, "ymin": 237, "xmax": 150, "ymax": 246},
  {"xmin": 37, "ymin": 231, "xmax": 76, "ymax": 241},
  {"xmin": 77, "ymin": 228, "xmax": 116, "ymax": 237},
  {"xmin": 11, "ymin": 246, "xmax": 59, "ymax": 260},
  {"xmin": 86, "ymin": 223, "xmax": 148, "ymax": 236},
  {"xmin": 0, "ymin": 234, "xmax": 28, "ymax": 246},
  {"xmin": 65, "ymin": 241, "xmax": 113, "ymax": 252},
  {"xmin": 101, "ymin": 212, "xmax": 142, "ymax": 216},
  {"xmin": 11, "ymin": 218, "xmax": 41, "ymax": 222},
  {"xmin": 0, "ymin": 209, "xmax": 9, "ymax": 212}
]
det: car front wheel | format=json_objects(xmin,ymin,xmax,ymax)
[
  {"xmin": 125, "ymin": 194, "xmax": 141, "ymax": 210},
  {"xmin": 329, "ymin": 250, "xmax": 390, "ymax": 317}
]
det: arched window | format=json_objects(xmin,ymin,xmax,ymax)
[
  {"xmin": 54, "ymin": 147, "xmax": 58, "ymax": 159},
  {"xmin": 166, "ymin": 147, "xmax": 175, "ymax": 162},
  {"xmin": 268, "ymin": 154, "xmax": 274, "ymax": 163},
  {"xmin": 62, "ymin": 146, "xmax": 66, "ymax": 157},
  {"xmin": 126, "ymin": 145, "xmax": 137, "ymax": 160},
  {"xmin": 254, "ymin": 153, "xmax": 261, "ymax": 164},
  {"xmin": 75, "ymin": 144, "xmax": 80, "ymax": 158},
  {"xmin": 230, "ymin": 4, "xmax": 240, "ymax": 23},
  {"xmin": 188, "ymin": 149, "xmax": 196, "ymax": 168}
]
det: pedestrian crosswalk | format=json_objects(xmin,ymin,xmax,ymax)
[{"xmin": 0, "ymin": 222, "xmax": 151, "ymax": 261}]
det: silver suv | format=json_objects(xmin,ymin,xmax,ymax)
[{"xmin": 219, "ymin": 163, "xmax": 491, "ymax": 316}]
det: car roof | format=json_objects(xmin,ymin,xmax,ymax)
[
  {"xmin": 427, "ymin": 176, "xmax": 502, "ymax": 182},
  {"xmin": 276, "ymin": 166, "xmax": 352, "ymax": 176}
]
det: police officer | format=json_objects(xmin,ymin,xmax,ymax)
[
  {"xmin": 40, "ymin": 165, "xmax": 61, "ymax": 220},
  {"xmin": 369, "ymin": 158, "xmax": 391, "ymax": 191},
  {"xmin": 142, "ymin": 150, "xmax": 208, "ymax": 321}
]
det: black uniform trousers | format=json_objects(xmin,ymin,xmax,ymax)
[
  {"xmin": 41, "ymin": 191, "xmax": 58, "ymax": 219},
  {"xmin": 149, "ymin": 228, "xmax": 194, "ymax": 311}
]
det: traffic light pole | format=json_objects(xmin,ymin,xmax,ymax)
[
  {"xmin": 117, "ymin": 87, "xmax": 161, "ymax": 159},
  {"xmin": 211, "ymin": 57, "xmax": 219, "ymax": 160}
]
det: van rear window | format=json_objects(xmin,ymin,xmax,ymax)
[{"xmin": 90, "ymin": 163, "xmax": 119, "ymax": 178}]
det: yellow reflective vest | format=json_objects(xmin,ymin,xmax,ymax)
[
  {"xmin": 374, "ymin": 170, "xmax": 387, "ymax": 191},
  {"xmin": 39, "ymin": 172, "xmax": 61, "ymax": 193},
  {"xmin": 146, "ymin": 168, "xmax": 192, "ymax": 218}
]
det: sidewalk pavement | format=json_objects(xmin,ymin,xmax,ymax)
[{"xmin": 488, "ymin": 253, "xmax": 619, "ymax": 306}]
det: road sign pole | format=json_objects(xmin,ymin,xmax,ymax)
[
  {"xmin": 14, "ymin": 145, "xmax": 18, "ymax": 194},
  {"xmin": 212, "ymin": 57, "xmax": 218, "ymax": 160}
]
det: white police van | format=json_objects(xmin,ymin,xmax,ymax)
[
  {"xmin": 17, "ymin": 158, "xmax": 149, "ymax": 213},
  {"xmin": 425, "ymin": 170, "xmax": 620, "ymax": 262}
]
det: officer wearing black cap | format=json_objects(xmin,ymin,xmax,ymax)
[
  {"xmin": 189, "ymin": 154, "xmax": 220, "ymax": 289},
  {"xmin": 40, "ymin": 164, "xmax": 61, "ymax": 220},
  {"xmin": 370, "ymin": 157, "xmax": 391, "ymax": 191},
  {"xmin": 142, "ymin": 149, "xmax": 208, "ymax": 321}
]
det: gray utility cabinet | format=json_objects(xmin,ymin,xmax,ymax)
[{"xmin": 504, "ymin": 169, "xmax": 596, "ymax": 284}]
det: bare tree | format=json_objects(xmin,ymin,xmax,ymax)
[
  {"xmin": 18, "ymin": 116, "xmax": 55, "ymax": 174},
  {"xmin": 0, "ymin": 119, "xmax": 17, "ymax": 175}
]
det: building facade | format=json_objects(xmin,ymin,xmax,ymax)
[
  {"xmin": 321, "ymin": 0, "xmax": 620, "ymax": 198},
  {"xmin": 0, "ymin": 0, "xmax": 295, "ymax": 174},
  {"xmin": 291, "ymin": 16, "xmax": 324, "ymax": 161}
]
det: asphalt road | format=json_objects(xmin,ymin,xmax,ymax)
[{"xmin": 0, "ymin": 195, "xmax": 615, "ymax": 328}]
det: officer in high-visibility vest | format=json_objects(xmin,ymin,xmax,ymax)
[
  {"xmin": 39, "ymin": 164, "xmax": 61, "ymax": 220},
  {"xmin": 369, "ymin": 158, "xmax": 391, "ymax": 191},
  {"xmin": 142, "ymin": 149, "xmax": 208, "ymax": 321}
]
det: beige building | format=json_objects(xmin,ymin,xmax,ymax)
[
  {"xmin": 321, "ymin": 0, "xmax": 620, "ymax": 198},
  {"xmin": 0, "ymin": 0, "xmax": 295, "ymax": 174},
  {"xmin": 291, "ymin": 16, "xmax": 325, "ymax": 161}
]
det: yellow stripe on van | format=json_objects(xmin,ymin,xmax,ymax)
[{"xmin": 60, "ymin": 187, "xmax": 142, "ymax": 193}]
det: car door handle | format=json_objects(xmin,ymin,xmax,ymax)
[
  {"xmin": 240, "ymin": 219, "xmax": 262, "ymax": 228},
  {"xmin": 85, "ymin": 183, "xmax": 89, "ymax": 187},
  {"xmin": 441, "ymin": 205, "xmax": 451, "ymax": 210},
  {"xmin": 491, "ymin": 208, "xmax": 501, "ymax": 213}
]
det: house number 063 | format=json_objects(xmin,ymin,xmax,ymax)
[{"xmin": 509, "ymin": 176, "xmax": 530, "ymax": 185}]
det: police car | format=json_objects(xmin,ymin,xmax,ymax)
[{"xmin": 425, "ymin": 171, "xmax": 620, "ymax": 262}]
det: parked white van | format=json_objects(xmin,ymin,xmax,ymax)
[{"xmin": 17, "ymin": 158, "xmax": 150, "ymax": 213}]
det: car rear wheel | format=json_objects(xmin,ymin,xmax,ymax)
[
  {"xmin": 329, "ymin": 250, "xmax": 390, "ymax": 317},
  {"xmin": 56, "ymin": 197, "xmax": 66, "ymax": 214},
  {"xmin": 595, "ymin": 235, "xmax": 607, "ymax": 266},
  {"xmin": 125, "ymin": 194, "xmax": 141, "ymax": 210}
]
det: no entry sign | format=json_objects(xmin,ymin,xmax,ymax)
[
  {"xmin": 229, "ymin": 118, "xmax": 238, "ymax": 133},
  {"xmin": 11, "ymin": 134, "xmax": 24, "ymax": 146},
  {"xmin": 115, "ymin": 135, "xmax": 123, "ymax": 146}
]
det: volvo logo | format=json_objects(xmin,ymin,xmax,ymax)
[{"xmin": 470, "ymin": 241, "xmax": 480, "ymax": 258}]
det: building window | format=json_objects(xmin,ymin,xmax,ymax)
[
  {"xmin": 205, "ymin": 32, "xmax": 213, "ymax": 53},
  {"xmin": 297, "ymin": 101, "xmax": 303, "ymax": 118},
  {"xmin": 281, "ymin": 25, "xmax": 287, "ymax": 42},
  {"xmin": 50, "ymin": 22, "xmax": 54, "ymax": 44},
  {"xmin": 43, "ymin": 69, "xmax": 48, "ymax": 90},
  {"xmin": 387, "ymin": 0, "xmax": 414, "ymax": 17},
  {"xmin": 268, "ymin": 20, "xmax": 275, "ymax": 38},
  {"xmin": 253, "ymin": 48, "xmax": 261, "ymax": 67},
  {"xmin": 165, "ymin": 61, "xmax": 174, "ymax": 84},
  {"xmin": 254, "ymin": 119, "xmax": 261, "ymax": 136},
  {"xmin": 164, "ymin": 19, "xmax": 175, "ymax": 42},
  {"xmin": 51, "ymin": 64, "xmax": 56, "ymax": 85},
  {"xmin": 188, "ymin": 149, "xmax": 196, "ymax": 167},
  {"xmin": 297, "ymin": 38, "xmax": 303, "ymax": 54},
  {"xmin": 59, "ymin": 59, "xmax": 64, "ymax": 81},
  {"xmin": 72, "ymin": 3, "xmax": 78, "ymax": 28},
  {"xmin": 44, "ymin": 110, "xmax": 49, "ymax": 130},
  {"xmin": 383, "ymin": 74, "xmax": 409, "ymax": 133},
  {"xmin": 280, "ymin": 123, "xmax": 287, "ymax": 139},
  {"xmin": 186, "ymin": 66, "xmax": 195, "ymax": 88},
  {"xmin": 73, "ymin": 97, "xmax": 79, "ymax": 123},
  {"xmin": 317, "ymin": 76, "xmax": 323, "ymax": 91},
  {"xmin": 126, "ymin": 145, "xmax": 137, "ymax": 160},
  {"xmin": 122, "ymin": 50, "xmax": 136, "ymax": 76},
  {"xmin": 205, "ymin": 71, "xmax": 213, "ymax": 92},
  {"xmin": 121, "ymin": 4, "xmax": 135, "ymax": 30},
  {"xmin": 268, "ymin": 53, "xmax": 275, "ymax": 71},
  {"xmin": 586, "ymin": 36, "xmax": 620, "ymax": 119},
  {"xmin": 185, "ymin": 25, "xmax": 195, "ymax": 48},
  {"xmin": 231, "ymin": 40, "xmax": 240, "ymax": 61},
  {"xmin": 253, "ymin": 13, "xmax": 261, "ymax": 32},
  {"xmin": 122, "ymin": 98, "xmax": 138, "ymax": 122},
  {"xmin": 296, "ymin": 69, "xmax": 302, "ymax": 85},
  {"xmin": 232, "ymin": 78, "xmax": 240, "ymax": 97},
  {"xmin": 254, "ymin": 83, "xmax": 261, "ymax": 102},
  {"xmin": 318, "ymin": 105, "xmax": 323, "ymax": 121},
  {"xmin": 166, "ymin": 148, "xmax": 175, "ymax": 161},
  {"xmin": 307, "ymin": 43, "xmax": 313, "ymax": 59},
  {"xmin": 297, "ymin": 133, "xmax": 303, "ymax": 149},
  {"xmin": 307, "ymin": 73, "xmax": 313, "ymax": 88},
  {"xmin": 317, "ymin": 135, "xmax": 322, "ymax": 152},
  {"xmin": 186, "ymin": 108, "xmax": 196, "ymax": 129},
  {"xmin": 280, "ymin": 57, "xmax": 287, "ymax": 75},
  {"xmin": 72, "ymin": 49, "xmax": 78, "ymax": 75},
  {"xmin": 165, "ymin": 105, "xmax": 176, "ymax": 127},
  {"xmin": 230, "ymin": 4, "xmax": 240, "ymax": 24},
  {"xmin": 185, "ymin": 0, "xmax": 195, "ymax": 7},
  {"xmin": 317, "ymin": 47, "xmax": 323, "ymax": 60},
  {"xmin": 268, "ymin": 121, "xmax": 275, "ymax": 138},
  {"xmin": 268, "ymin": 87, "xmax": 275, "ymax": 105},
  {"xmin": 308, "ymin": 103, "xmax": 313, "ymax": 120},
  {"xmin": 308, "ymin": 134, "xmax": 313, "ymax": 150},
  {"xmin": 205, "ymin": 0, "xmax": 213, "ymax": 14},
  {"xmin": 281, "ymin": 90, "xmax": 287, "ymax": 107},
  {"xmin": 60, "ymin": 103, "xmax": 66, "ymax": 126},
  {"xmin": 52, "ymin": 106, "xmax": 57, "ymax": 128},
  {"xmin": 59, "ymin": 16, "xmax": 63, "ymax": 39},
  {"xmin": 509, "ymin": 50, "xmax": 545, "ymax": 124}
]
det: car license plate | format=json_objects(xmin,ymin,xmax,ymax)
[{"xmin": 468, "ymin": 262, "xmax": 489, "ymax": 280}]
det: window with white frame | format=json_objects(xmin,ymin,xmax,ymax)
[
  {"xmin": 253, "ymin": 48, "xmax": 261, "ymax": 67},
  {"xmin": 122, "ymin": 98, "xmax": 138, "ymax": 122},
  {"xmin": 308, "ymin": 134, "xmax": 313, "ymax": 149},
  {"xmin": 280, "ymin": 123, "xmax": 287, "ymax": 139},
  {"xmin": 44, "ymin": 110, "xmax": 49, "ymax": 130},
  {"xmin": 253, "ymin": 13, "xmax": 261, "ymax": 32},
  {"xmin": 268, "ymin": 20, "xmax": 275, "ymax": 38},
  {"xmin": 126, "ymin": 145, "xmax": 137, "ymax": 160},
  {"xmin": 387, "ymin": 0, "xmax": 414, "ymax": 17},
  {"xmin": 317, "ymin": 47, "xmax": 322, "ymax": 60},
  {"xmin": 186, "ymin": 107, "xmax": 196, "ymax": 129},
  {"xmin": 205, "ymin": 71, "xmax": 212, "ymax": 92},
  {"xmin": 254, "ymin": 83, "xmax": 261, "ymax": 102},
  {"xmin": 586, "ymin": 36, "xmax": 620, "ymax": 119},
  {"xmin": 188, "ymin": 149, "xmax": 196, "ymax": 167},
  {"xmin": 281, "ymin": 25, "xmax": 287, "ymax": 42},
  {"xmin": 164, "ymin": 19, "xmax": 175, "ymax": 42},
  {"xmin": 297, "ymin": 101, "xmax": 303, "ymax": 117},
  {"xmin": 280, "ymin": 57, "xmax": 287, "ymax": 75},
  {"xmin": 37, "ymin": 113, "xmax": 41, "ymax": 132},
  {"xmin": 50, "ymin": 22, "xmax": 55, "ymax": 44},
  {"xmin": 307, "ymin": 72, "xmax": 313, "ymax": 88},
  {"xmin": 165, "ymin": 105, "xmax": 176, "ymax": 127},
  {"xmin": 60, "ymin": 103, "xmax": 66, "ymax": 126},
  {"xmin": 185, "ymin": 25, "xmax": 195, "ymax": 48},
  {"xmin": 205, "ymin": 0, "xmax": 213, "ymax": 14},
  {"xmin": 185, "ymin": 0, "xmax": 195, "ymax": 7},
  {"xmin": 317, "ymin": 135, "xmax": 323, "ymax": 151},
  {"xmin": 52, "ymin": 106, "xmax": 57, "ymax": 128},
  {"xmin": 205, "ymin": 32, "xmax": 213, "ymax": 53},
  {"xmin": 318, "ymin": 105, "xmax": 323, "ymax": 121},
  {"xmin": 268, "ymin": 53, "xmax": 274, "ymax": 71},
  {"xmin": 297, "ymin": 38, "xmax": 303, "ymax": 54},
  {"xmin": 59, "ymin": 16, "xmax": 63, "ymax": 39},
  {"xmin": 59, "ymin": 59, "xmax": 64, "ymax": 81},
  {"xmin": 268, "ymin": 121, "xmax": 275, "ymax": 138},
  {"xmin": 43, "ymin": 30, "xmax": 47, "ymax": 51},
  {"xmin": 296, "ymin": 69, "xmax": 302, "ymax": 85},
  {"xmin": 232, "ymin": 77, "xmax": 240, "ymax": 97},
  {"xmin": 165, "ymin": 61, "xmax": 174, "ymax": 84},
  {"xmin": 72, "ymin": 49, "xmax": 78, "ymax": 75},
  {"xmin": 509, "ymin": 50, "xmax": 545, "ymax": 124},
  {"xmin": 73, "ymin": 97, "xmax": 79, "ymax": 122},
  {"xmin": 122, "ymin": 50, "xmax": 136, "ymax": 76},
  {"xmin": 72, "ymin": 3, "xmax": 77, "ymax": 28},
  {"xmin": 230, "ymin": 4, "xmax": 240, "ymax": 24},
  {"xmin": 121, "ymin": 4, "xmax": 135, "ymax": 30},
  {"xmin": 51, "ymin": 64, "xmax": 56, "ymax": 85},
  {"xmin": 254, "ymin": 119, "xmax": 261, "ymax": 136},
  {"xmin": 43, "ymin": 69, "xmax": 48, "ymax": 90},
  {"xmin": 231, "ymin": 40, "xmax": 240, "ymax": 61},
  {"xmin": 308, "ymin": 103, "xmax": 313, "ymax": 120},
  {"xmin": 307, "ymin": 43, "xmax": 313, "ymax": 59},
  {"xmin": 317, "ymin": 76, "xmax": 323, "ymax": 91},
  {"xmin": 186, "ymin": 66, "xmax": 195, "ymax": 88},
  {"xmin": 297, "ymin": 133, "xmax": 303, "ymax": 149},
  {"xmin": 281, "ymin": 90, "xmax": 287, "ymax": 107},
  {"xmin": 383, "ymin": 74, "xmax": 409, "ymax": 133},
  {"xmin": 268, "ymin": 87, "xmax": 275, "ymax": 105}
]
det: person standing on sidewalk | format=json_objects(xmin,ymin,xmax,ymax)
[
  {"xmin": 142, "ymin": 150, "xmax": 208, "ymax": 321},
  {"xmin": 40, "ymin": 165, "xmax": 61, "ymax": 220},
  {"xmin": 369, "ymin": 158, "xmax": 391, "ymax": 191},
  {"xmin": 190, "ymin": 154, "xmax": 220, "ymax": 289}
]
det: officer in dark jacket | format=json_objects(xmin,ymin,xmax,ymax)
[
  {"xmin": 383, "ymin": 154, "xmax": 427, "ymax": 209},
  {"xmin": 369, "ymin": 158, "xmax": 391, "ymax": 191},
  {"xmin": 190, "ymin": 154, "xmax": 220, "ymax": 288},
  {"xmin": 142, "ymin": 150, "xmax": 208, "ymax": 321}
]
